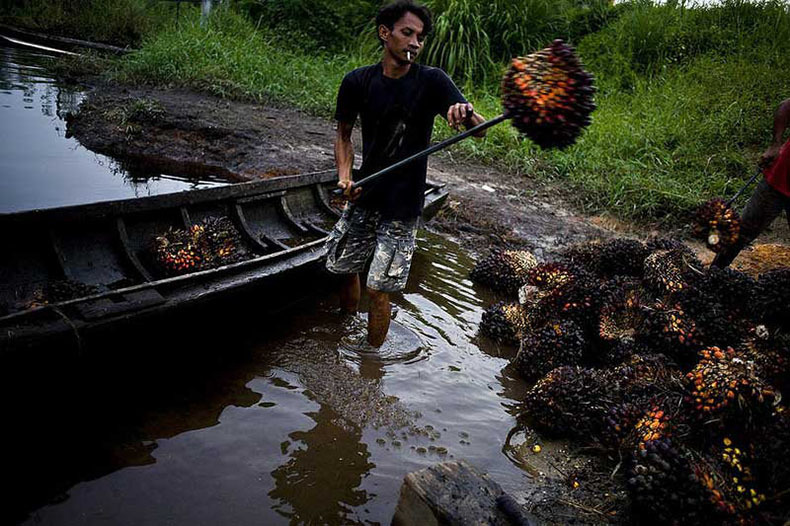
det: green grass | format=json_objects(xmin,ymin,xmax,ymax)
[{"xmin": 64, "ymin": 1, "xmax": 790, "ymax": 225}]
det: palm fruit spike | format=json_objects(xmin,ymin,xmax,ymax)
[
  {"xmin": 692, "ymin": 198, "xmax": 741, "ymax": 253},
  {"xmin": 501, "ymin": 39, "xmax": 595, "ymax": 149},
  {"xmin": 469, "ymin": 248, "xmax": 538, "ymax": 296},
  {"xmin": 513, "ymin": 319, "xmax": 587, "ymax": 381},
  {"xmin": 480, "ymin": 301, "xmax": 530, "ymax": 346},
  {"xmin": 685, "ymin": 346, "xmax": 777, "ymax": 429}
]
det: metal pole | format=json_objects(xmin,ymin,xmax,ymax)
[
  {"xmin": 726, "ymin": 167, "xmax": 762, "ymax": 207},
  {"xmin": 333, "ymin": 113, "xmax": 509, "ymax": 195}
]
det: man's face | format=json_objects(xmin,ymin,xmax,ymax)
[{"xmin": 379, "ymin": 11, "xmax": 425, "ymax": 64}]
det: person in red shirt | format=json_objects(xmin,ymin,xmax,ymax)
[{"xmin": 712, "ymin": 98, "xmax": 790, "ymax": 268}]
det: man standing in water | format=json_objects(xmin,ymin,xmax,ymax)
[
  {"xmin": 712, "ymin": 98, "xmax": 790, "ymax": 268},
  {"xmin": 325, "ymin": 0, "xmax": 486, "ymax": 347}
]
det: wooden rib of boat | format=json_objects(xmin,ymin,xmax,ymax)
[{"xmin": 0, "ymin": 169, "xmax": 449, "ymax": 355}]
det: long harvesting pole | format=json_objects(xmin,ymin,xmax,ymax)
[{"xmin": 332, "ymin": 113, "xmax": 509, "ymax": 196}]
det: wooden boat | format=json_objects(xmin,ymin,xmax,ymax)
[{"xmin": 0, "ymin": 170, "xmax": 449, "ymax": 356}]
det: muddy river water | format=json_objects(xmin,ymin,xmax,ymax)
[{"xmin": 8, "ymin": 231, "xmax": 553, "ymax": 525}]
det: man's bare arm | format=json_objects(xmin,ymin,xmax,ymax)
[
  {"xmin": 335, "ymin": 120, "xmax": 360, "ymax": 199},
  {"xmin": 761, "ymin": 98, "xmax": 790, "ymax": 167}
]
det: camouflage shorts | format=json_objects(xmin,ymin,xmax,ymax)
[{"xmin": 325, "ymin": 204, "xmax": 418, "ymax": 292}]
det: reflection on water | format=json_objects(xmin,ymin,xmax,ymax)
[
  {"xmin": 7, "ymin": 231, "xmax": 533, "ymax": 525},
  {"xmin": 0, "ymin": 42, "xmax": 226, "ymax": 213}
]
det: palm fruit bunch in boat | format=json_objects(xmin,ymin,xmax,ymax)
[
  {"xmin": 741, "ymin": 327, "xmax": 790, "ymax": 393},
  {"xmin": 197, "ymin": 216, "xmax": 244, "ymax": 267},
  {"xmin": 152, "ymin": 224, "xmax": 204, "ymax": 275},
  {"xmin": 480, "ymin": 301, "xmax": 530, "ymax": 346},
  {"xmin": 28, "ymin": 279, "xmax": 99, "ymax": 308},
  {"xmin": 751, "ymin": 268, "xmax": 790, "ymax": 329},
  {"xmin": 628, "ymin": 437, "xmax": 711, "ymax": 526},
  {"xmin": 151, "ymin": 216, "xmax": 244, "ymax": 276},
  {"xmin": 469, "ymin": 248, "xmax": 537, "ymax": 296},
  {"xmin": 513, "ymin": 319, "xmax": 587, "ymax": 381},
  {"xmin": 640, "ymin": 299, "xmax": 701, "ymax": 363},
  {"xmin": 501, "ymin": 39, "xmax": 595, "ymax": 149},
  {"xmin": 692, "ymin": 437, "xmax": 766, "ymax": 520},
  {"xmin": 643, "ymin": 248, "xmax": 701, "ymax": 295},
  {"xmin": 522, "ymin": 365, "xmax": 614, "ymax": 438},
  {"xmin": 685, "ymin": 346, "xmax": 777, "ymax": 429},
  {"xmin": 692, "ymin": 198, "xmax": 740, "ymax": 253}
]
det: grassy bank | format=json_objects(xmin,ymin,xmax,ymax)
[{"xmin": 51, "ymin": 1, "xmax": 790, "ymax": 224}]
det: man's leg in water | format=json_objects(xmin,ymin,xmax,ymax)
[
  {"xmin": 367, "ymin": 289, "xmax": 390, "ymax": 347},
  {"xmin": 340, "ymin": 273, "xmax": 361, "ymax": 314},
  {"xmin": 712, "ymin": 180, "xmax": 788, "ymax": 268},
  {"xmin": 365, "ymin": 217, "xmax": 418, "ymax": 346}
]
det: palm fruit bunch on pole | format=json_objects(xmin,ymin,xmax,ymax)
[
  {"xmin": 684, "ymin": 346, "xmax": 777, "ymax": 430},
  {"xmin": 513, "ymin": 319, "xmax": 587, "ymax": 381},
  {"xmin": 692, "ymin": 437, "xmax": 767, "ymax": 520},
  {"xmin": 751, "ymin": 268, "xmax": 790, "ymax": 330},
  {"xmin": 469, "ymin": 248, "xmax": 538, "ymax": 296},
  {"xmin": 627, "ymin": 438, "xmax": 712, "ymax": 526},
  {"xmin": 480, "ymin": 301, "xmax": 531, "ymax": 346},
  {"xmin": 151, "ymin": 216, "xmax": 244, "ymax": 276},
  {"xmin": 692, "ymin": 198, "xmax": 741, "ymax": 253},
  {"xmin": 501, "ymin": 39, "xmax": 595, "ymax": 149}
]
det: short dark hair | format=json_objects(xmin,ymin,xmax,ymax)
[{"xmin": 375, "ymin": 0, "xmax": 433, "ymax": 45}]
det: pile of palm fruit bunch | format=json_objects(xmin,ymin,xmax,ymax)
[
  {"xmin": 150, "ymin": 216, "xmax": 246, "ymax": 276},
  {"xmin": 471, "ymin": 235, "xmax": 790, "ymax": 524},
  {"xmin": 692, "ymin": 198, "xmax": 741, "ymax": 253},
  {"xmin": 501, "ymin": 39, "xmax": 595, "ymax": 149}
]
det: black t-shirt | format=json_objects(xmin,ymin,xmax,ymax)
[{"xmin": 334, "ymin": 63, "xmax": 466, "ymax": 220}]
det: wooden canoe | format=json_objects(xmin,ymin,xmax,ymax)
[{"xmin": 0, "ymin": 169, "xmax": 449, "ymax": 356}]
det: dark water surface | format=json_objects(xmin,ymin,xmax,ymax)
[
  {"xmin": 0, "ymin": 42, "xmax": 226, "ymax": 214},
  {"xmin": 8, "ymin": 232, "xmax": 541, "ymax": 525}
]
